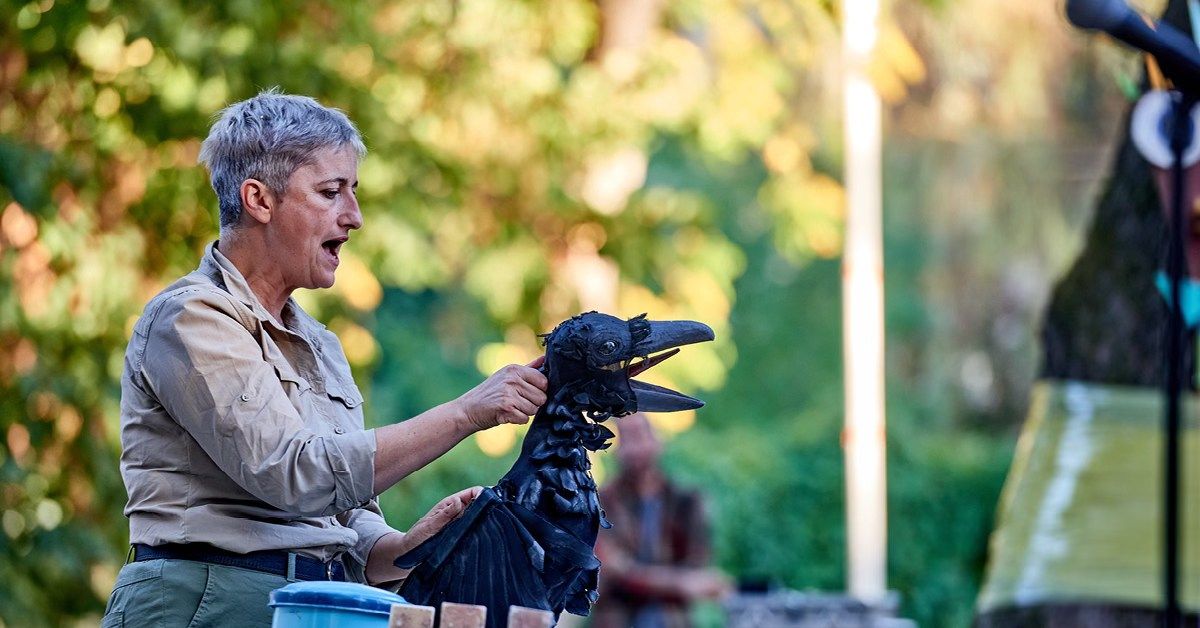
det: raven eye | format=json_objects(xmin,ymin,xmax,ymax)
[{"xmin": 599, "ymin": 340, "xmax": 618, "ymax": 355}]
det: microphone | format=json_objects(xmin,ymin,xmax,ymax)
[{"xmin": 1066, "ymin": 0, "xmax": 1200, "ymax": 95}]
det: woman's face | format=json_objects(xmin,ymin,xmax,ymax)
[{"xmin": 268, "ymin": 144, "xmax": 362, "ymax": 291}]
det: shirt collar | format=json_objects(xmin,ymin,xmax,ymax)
[{"xmin": 200, "ymin": 241, "xmax": 327, "ymax": 338}]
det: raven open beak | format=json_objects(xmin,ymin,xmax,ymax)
[{"xmin": 627, "ymin": 320, "xmax": 714, "ymax": 412}]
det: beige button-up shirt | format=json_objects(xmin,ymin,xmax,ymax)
[{"xmin": 120, "ymin": 242, "xmax": 397, "ymax": 573}]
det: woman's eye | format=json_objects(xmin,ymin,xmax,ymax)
[{"xmin": 321, "ymin": 189, "xmax": 338, "ymax": 199}]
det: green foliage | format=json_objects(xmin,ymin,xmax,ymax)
[
  {"xmin": 1, "ymin": 0, "xmax": 851, "ymax": 623},
  {"xmin": 0, "ymin": 0, "xmax": 1108, "ymax": 626}
]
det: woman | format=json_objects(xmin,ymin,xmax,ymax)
[{"xmin": 103, "ymin": 91, "xmax": 548, "ymax": 626}]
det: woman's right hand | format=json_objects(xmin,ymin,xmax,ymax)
[{"xmin": 453, "ymin": 356, "xmax": 547, "ymax": 431}]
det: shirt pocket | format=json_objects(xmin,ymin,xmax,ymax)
[
  {"xmin": 327, "ymin": 382, "xmax": 363, "ymax": 409},
  {"xmin": 271, "ymin": 361, "xmax": 312, "ymax": 396}
]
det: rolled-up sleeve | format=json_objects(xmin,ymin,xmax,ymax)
[
  {"xmin": 338, "ymin": 499, "xmax": 401, "ymax": 569},
  {"xmin": 137, "ymin": 291, "xmax": 377, "ymax": 517}
]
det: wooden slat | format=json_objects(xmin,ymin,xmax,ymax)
[
  {"xmin": 388, "ymin": 603, "xmax": 435, "ymax": 628},
  {"xmin": 440, "ymin": 602, "xmax": 487, "ymax": 628},
  {"xmin": 507, "ymin": 605, "xmax": 554, "ymax": 628}
]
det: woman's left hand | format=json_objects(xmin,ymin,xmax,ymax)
[
  {"xmin": 401, "ymin": 486, "xmax": 483, "ymax": 552},
  {"xmin": 365, "ymin": 486, "xmax": 483, "ymax": 585}
]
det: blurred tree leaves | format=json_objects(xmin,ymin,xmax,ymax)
[
  {"xmin": 0, "ymin": 0, "xmax": 853, "ymax": 623},
  {"xmin": 0, "ymin": 0, "xmax": 1119, "ymax": 625}
]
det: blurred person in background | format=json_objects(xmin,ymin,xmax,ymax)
[
  {"xmin": 103, "ymin": 90, "xmax": 547, "ymax": 627},
  {"xmin": 593, "ymin": 412, "xmax": 732, "ymax": 628}
]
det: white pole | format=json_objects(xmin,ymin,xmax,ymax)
[{"xmin": 842, "ymin": 0, "xmax": 887, "ymax": 605}]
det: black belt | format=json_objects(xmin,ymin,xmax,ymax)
[{"xmin": 132, "ymin": 543, "xmax": 347, "ymax": 582}]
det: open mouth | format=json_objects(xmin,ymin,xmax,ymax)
[
  {"xmin": 627, "ymin": 348, "xmax": 680, "ymax": 377},
  {"xmin": 600, "ymin": 348, "xmax": 681, "ymax": 375},
  {"xmin": 322, "ymin": 236, "xmax": 348, "ymax": 263}
]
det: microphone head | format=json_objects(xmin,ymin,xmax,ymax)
[{"xmin": 1066, "ymin": 0, "xmax": 1133, "ymax": 30}]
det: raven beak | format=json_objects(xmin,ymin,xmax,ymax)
[
  {"xmin": 634, "ymin": 320, "xmax": 715, "ymax": 356},
  {"xmin": 631, "ymin": 380, "xmax": 705, "ymax": 412},
  {"xmin": 628, "ymin": 320, "xmax": 715, "ymax": 412}
]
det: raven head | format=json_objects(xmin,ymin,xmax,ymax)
[{"xmin": 540, "ymin": 312, "xmax": 715, "ymax": 421}]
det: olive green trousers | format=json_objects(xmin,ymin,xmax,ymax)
[{"xmin": 102, "ymin": 559, "xmax": 284, "ymax": 627}]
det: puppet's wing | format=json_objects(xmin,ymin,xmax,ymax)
[{"xmin": 395, "ymin": 487, "xmax": 600, "ymax": 628}]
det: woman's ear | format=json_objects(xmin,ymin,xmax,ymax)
[{"xmin": 239, "ymin": 179, "xmax": 275, "ymax": 225}]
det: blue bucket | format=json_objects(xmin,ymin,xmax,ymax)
[{"xmin": 270, "ymin": 581, "xmax": 408, "ymax": 628}]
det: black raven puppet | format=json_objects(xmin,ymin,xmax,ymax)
[{"xmin": 394, "ymin": 312, "xmax": 714, "ymax": 626}]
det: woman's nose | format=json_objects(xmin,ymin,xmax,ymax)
[{"xmin": 342, "ymin": 195, "xmax": 363, "ymax": 230}]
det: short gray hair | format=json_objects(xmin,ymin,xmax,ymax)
[{"xmin": 199, "ymin": 89, "xmax": 366, "ymax": 228}]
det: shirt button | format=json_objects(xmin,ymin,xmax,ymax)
[
  {"xmin": 333, "ymin": 427, "xmax": 345, "ymax": 434},
  {"xmin": 240, "ymin": 393, "xmax": 250, "ymax": 402}
]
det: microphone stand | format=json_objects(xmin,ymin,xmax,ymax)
[{"xmin": 1161, "ymin": 88, "xmax": 1193, "ymax": 628}]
